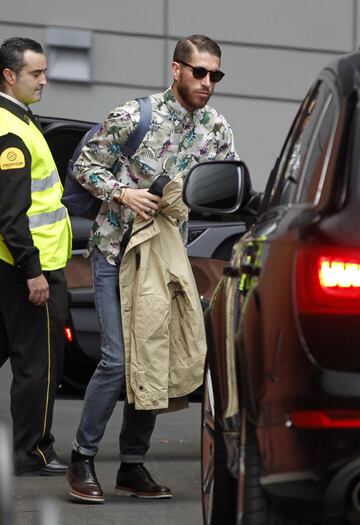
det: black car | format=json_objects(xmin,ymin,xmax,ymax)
[
  {"xmin": 183, "ymin": 50, "xmax": 360, "ymax": 524},
  {"xmin": 39, "ymin": 117, "xmax": 251, "ymax": 395}
]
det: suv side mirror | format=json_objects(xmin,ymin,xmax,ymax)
[{"xmin": 183, "ymin": 160, "xmax": 252, "ymax": 215}]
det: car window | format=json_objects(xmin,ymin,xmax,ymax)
[
  {"xmin": 267, "ymin": 81, "xmax": 338, "ymax": 208},
  {"xmin": 296, "ymin": 89, "xmax": 338, "ymax": 204},
  {"xmin": 263, "ymin": 86, "xmax": 317, "ymax": 208}
]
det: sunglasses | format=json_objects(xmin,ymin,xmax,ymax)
[{"xmin": 178, "ymin": 60, "xmax": 225, "ymax": 83}]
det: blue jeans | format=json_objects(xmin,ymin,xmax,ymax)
[{"xmin": 74, "ymin": 248, "xmax": 156, "ymax": 462}]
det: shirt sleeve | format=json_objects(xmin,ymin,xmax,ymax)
[
  {"xmin": 219, "ymin": 120, "xmax": 240, "ymax": 161},
  {"xmin": 73, "ymin": 99, "xmax": 141, "ymax": 202},
  {"xmin": 0, "ymin": 132, "xmax": 42, "ymax": 278},
  {"xmin": 223, "ymin": 124, "xmax": 240, "ymax": 161}
]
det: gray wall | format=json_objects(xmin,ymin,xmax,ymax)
[{"xmin": 1, "ymin": 0, "xmax": 359, "ymax": 189}]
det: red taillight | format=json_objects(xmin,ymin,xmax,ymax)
[
  {"xmin": 296, "ymin": 246, "xmax": 360, "ymax": 314},
  {"xmin": 290, "ymin": 409, "xmax": 360, "ymax": 428},
  {"xmin": 64, "ymin": 326, "xmax": 73, "ymax": 343},
  {"xmin": 319, "ymin": 260, "xmax": 360, "ymax": 288}
]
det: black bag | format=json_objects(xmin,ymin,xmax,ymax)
[{"xmin": 62, "ymin": 96, "xmax": 152, "ymax": 220}]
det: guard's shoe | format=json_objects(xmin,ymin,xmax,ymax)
[
  {"xmin": 16, "ymin": 455, "xmax": 68, "ymax": 476},
  {"xmin": 114, "ymin": 464, "xmax": 173, "ymax": 499},
  {"xmin": 39, "ymin": 456, "xmax": 68, "ymax": 475},
  {"xmin": 66, "ymin": 457, "xmax": 104, "ymax": 503}
]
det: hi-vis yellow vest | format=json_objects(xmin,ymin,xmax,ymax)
[{"xmin": 0, "ymin": 107, "xmax": 72, "ymax": 270}]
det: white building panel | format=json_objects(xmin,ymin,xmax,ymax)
[
  {"xmin": 0, "ymin": 0, "xmax": 358, "ymax": 188},
  {"xmin": 0, "ymin": 0, "xmax": 165, "ymax": 34},
  {"xmin": 168, "ymin": 0, "xmax": 353, "ymax": 51},
  {"xmin": 93, "ymin": 34, "xmax": 165, "ymax": 87}
]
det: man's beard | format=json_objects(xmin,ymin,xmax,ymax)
[{"xmin": 177, "ymin": 82, "xmax": 212, "ymax": 110}]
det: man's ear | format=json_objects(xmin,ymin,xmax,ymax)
[
  {"xmin": 3, "ymin": 68, "xmax": 16, "ymax": 85},
  {"xmin": 172, "ymin": 61, "xmax": 181, "ymax": 82}
]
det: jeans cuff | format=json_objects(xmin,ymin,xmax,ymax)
[{"xmin": 73, "ymin": 439, "xmax": 97, "ymax": 457}]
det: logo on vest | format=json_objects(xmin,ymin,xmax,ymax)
[{"xmin": 0, "ymin": 148, "xmax": 25, "ymax": 170}]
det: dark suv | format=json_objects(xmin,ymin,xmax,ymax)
[{"xmin": 184, "ymin": 50, "xmax": 360, "ymax": 524}]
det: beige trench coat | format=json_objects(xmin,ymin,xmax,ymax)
[{"xmin": 119, "ymin": 175, "xmax": 206, "ymax": 411}]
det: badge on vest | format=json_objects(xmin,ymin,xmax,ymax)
[{"xmin": 0, "ymin": 148, "xmax": 25, "ymax": 170}]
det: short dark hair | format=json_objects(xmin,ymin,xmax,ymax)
[
  {"xmin": 173, "ymin": 34, "xmax": 221, "ymax": 63},
  {"xmin": 0, "ymin": 37, "xmax": 43, "ymax": 83}
]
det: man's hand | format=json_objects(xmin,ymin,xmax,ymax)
[
  {"xmin": 121, "ymin": 188, "xmax": 160, "ymax": 220},
  {"xmin": 27, "ymin": 274, "xmax": 49, "ymax": 306}
]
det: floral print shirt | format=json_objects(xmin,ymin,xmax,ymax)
[{"xmin": 74, "ymin": 87, "xmax": 239, "ymax": 265}]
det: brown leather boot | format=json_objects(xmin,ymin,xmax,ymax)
[
  {"xmin": 66, "ymin": 457, "xmax": 104, "ymax": 503},
  {"xmin": 115, "ymin": 464, "xmax": 172, "ymax": 499}
]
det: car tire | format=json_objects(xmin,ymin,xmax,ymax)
[
  {"xmin": 244, "ymin": 423, "xmax": 317, "ymax": 525},
  {"xmin": 201, "ymin": 352, "xmax": 237, "ymax": 525}
]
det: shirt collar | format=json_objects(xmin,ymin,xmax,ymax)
[
  {"xmin": 0, "ymin": 92, "xmax": 28, "ymax": 111},
  {"xmin": 0, "ymin": 92, "xmax": 32, "ymax": 125},
  {"xmin": 164, "ymin": 87, "xmax": 206, "ymax": 126}
]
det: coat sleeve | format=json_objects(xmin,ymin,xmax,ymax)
[{"xmin": 0, "ymin": 132, "xmax": 42, "ymax": 278}]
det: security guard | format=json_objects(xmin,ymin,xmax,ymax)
[{"xmin": 0, "ymin": 37, "xmax": 72, "ymax": 474}]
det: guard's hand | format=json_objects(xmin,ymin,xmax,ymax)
[
  {"xmin": 121, "ymin": 188, "xmax": 160, "ymax": 220},
  {"xmin": 27, "ymin": 274, "xmax": 49, "ymax": 306}
]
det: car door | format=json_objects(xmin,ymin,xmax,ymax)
[
  {"xmin": 233, "ymin": 74, "xmax": 342, "ymax": 419},
  {"xmin": 41, "ymin": 120, "xmax": 98, "ymax": 347},
  {"xmin": 200, "ymin": 78, "xmax": 342, "ymax": 445},
  {"xmin": 41, "ymin": 118, "xmax": 102, "ymax": 393}
]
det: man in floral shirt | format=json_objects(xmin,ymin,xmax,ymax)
[{"xmin": 66, "ymin": 34, "xmax": 239, "ymax": 503}]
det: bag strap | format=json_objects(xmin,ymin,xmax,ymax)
[{"xmin": 121, "ymin": 96, "xmax": 152, "ymax": 157}]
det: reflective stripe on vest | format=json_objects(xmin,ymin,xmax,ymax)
[
  {"xmin": 31, "ymin": 170, "xmax": 59, "ymax": 193},
  {"xmin": 28, "ymin": 206, "xmax": 68, "ymax": 229}
]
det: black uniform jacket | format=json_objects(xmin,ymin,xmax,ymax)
[{"xmin": 0, "ymin": 95, "xmax": 42, "ymax": 278}]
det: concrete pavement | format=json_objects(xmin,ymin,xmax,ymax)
[{"xmin": 0, "ymin": 361, "xmax": 203, "ymax": 525}]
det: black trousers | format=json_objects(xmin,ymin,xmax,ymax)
[{"xmin": 0, "ymin": 260, "xmax": 67, "ymax": 473}]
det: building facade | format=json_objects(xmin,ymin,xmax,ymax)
[{"xmin": 1, "ymin": 0, "xmax": 358, "ymax": 189}]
